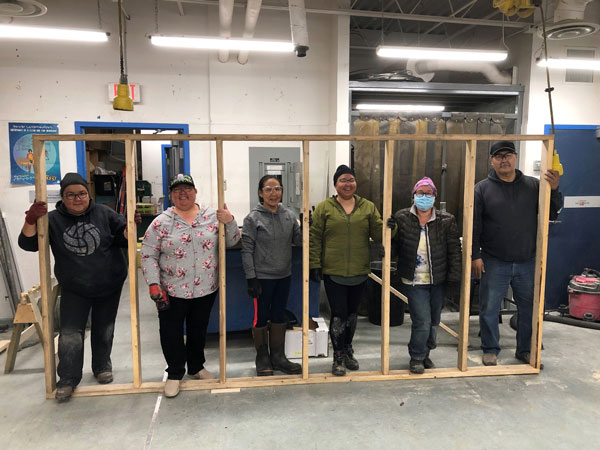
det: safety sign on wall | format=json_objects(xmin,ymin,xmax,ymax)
[{"xmin": 9, "ymin": 122, "xmax": 61, "ymax": 185}]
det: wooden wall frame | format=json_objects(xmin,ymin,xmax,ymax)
[{"xmin": 31, "ymin": 133, "xmax": 553, "ymax": 399}]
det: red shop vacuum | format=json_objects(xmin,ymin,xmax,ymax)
[{"xmin": 568, "ymin": 269, "xmax": 600, "ymax": 321}]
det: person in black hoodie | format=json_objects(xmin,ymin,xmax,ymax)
[
  {"xmin": 19, "ymin": 172, "xmax": 140, "ymax": 402},
  {"xmin": 472, "ymin": 141, "xmax": 562, "ymax": 367}
]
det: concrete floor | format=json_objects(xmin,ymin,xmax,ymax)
[{"xmin": 1, "ymin": 274, "xmax": 599, "ymax": 449}]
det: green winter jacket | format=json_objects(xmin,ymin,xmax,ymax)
[{"xmin": 309, "ymin": 195, "xmax": 394, "ymax": 276}]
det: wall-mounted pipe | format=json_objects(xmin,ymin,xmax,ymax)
[
  {"xmin": 413, "ymin": 60, "xmax": 512, "ymax": 84},
  {"xmin": 218, "ymin": 0, "xmax": 234, "ymax": 63},
  {"xmin": 237, "ymin": 0, "xmax": 262, "ymax": 65}
]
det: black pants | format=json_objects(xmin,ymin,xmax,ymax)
[
  {"xmin": 57, "ymin": 287, "xmax": 122, "ymax": 388},
  {"xmin": 255, "ymin": 276, "xmax": 291, "ymax": 327},
  {"xmin": 158, "ymin": 292, "xmax": 217, "ymax": 380},
  {"xmin": 323, "ymin": 275, "xmax": 366, "ymax": 352}
]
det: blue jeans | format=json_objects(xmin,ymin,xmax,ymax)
[
  {"xmin": 478, "ymin": 256, "xmax": 535, "ymax": 357},
  {"xmin": 402, "ymin": 284, "xmax": 445, "ymax": 361}
]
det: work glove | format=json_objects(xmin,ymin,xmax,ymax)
[
  {"xmin": 247, "ymin": 278, "xmax": 262, "ymax": 299},
  {"xmin": 25, "ymin": 201, "xmax": 48, "ymax": 225},
  {"xmin": 149, "ymin": 283, "xmax": 170, "ymax": 312},
  {"xmin": 309, "ymin": 268, "xmax": 322, "ymax": 283},
  {"xmin": 134, "ymin": 210, "xmax": 142, "ymax": 226},
  {"xmin": 299, "ymin": 210, "xmax": 313, "ymax": 230},
  {"xmin": 386, "ymin": 217, "xmax": 396, "ymax": 229}
]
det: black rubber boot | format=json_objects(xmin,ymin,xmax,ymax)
[
  {"xmin": 252, "ymin": 326, "xmax": 273, "ymax": 376},
  {"xmin": 332, "ymin": 351, "xmax": 346, "ymax": 376},
  {"xmin": 343, "ymin": 313, "xmax": 359, "ymax": 370},
  {"xmin": 269, "ymin": 323, "xmax": 301, "ymax": 374},
  {"xmin": 330, "ymin": 316, "xmax": 347, "ymax": 376}
]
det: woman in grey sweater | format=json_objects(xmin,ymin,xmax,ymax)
[{"xmin": 242, "ymin": 175, "xmax": 302, "ymax": 376}]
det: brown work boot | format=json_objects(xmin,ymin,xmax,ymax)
[
  {"xmin": 482, "ymin": 353, "xmax": 497, "ymax": 366},
  {"xmin": 95, "ymin": 371, "xmax": 113, "ymax": 384},
  {"xmin": 55, "ymin": 385, "xmax": 74, "ymax": 403}
]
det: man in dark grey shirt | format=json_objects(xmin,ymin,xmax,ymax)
[{"xmin": 472, "ymin": 141, "xmax": 562, "ymax": 366}]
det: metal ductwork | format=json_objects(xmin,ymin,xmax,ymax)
[
  {"xmin": 289, "ymin": 0, "xmax": 309, "ymax": 57},
  {"xmin": 218, "ymin": 0, "xmax": 234, "ymax": 63},
  {"xmin": 411, "ymin": 60, "xmax": 512, "ymax": 84},
  {"xmin": 543, "ymin": 0, "xmax": 599, "ymax": 40},
  {"xmin": 237, "ymin": 0, "xmax": 262, "ymax": 65},
  {"xmin": 0, "ymin": 0, "xmax": 46, "ymax": 17}
]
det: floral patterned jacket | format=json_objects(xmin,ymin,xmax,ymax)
[{"xmin": 140, "ymin": 205, "xmax": 240, "ymax": 299}]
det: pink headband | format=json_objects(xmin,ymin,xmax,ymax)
[{"xmin": 412, "ymin": 177, "xmax": 437, "ymax": 196}]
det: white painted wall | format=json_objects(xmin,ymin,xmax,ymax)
[
  {"xmin": 0, "ymin": 0, "xmax": 347, "ymax": 312},
  {"xmin": 522, "ymin": 31, "xmax": 600, "ymax": 175}
]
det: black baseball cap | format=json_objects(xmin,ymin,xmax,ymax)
[
  {"xmin": 169, "ymin": 174, "xmax": 195, "ymax": 190},
  {"xmin": 490, "ymin": 141, "xmax": 516, "ymax": 156}
]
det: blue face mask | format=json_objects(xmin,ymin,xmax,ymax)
[{"xmin": 414, "ymin": 195, "xmax": 435, "ymax": 211}]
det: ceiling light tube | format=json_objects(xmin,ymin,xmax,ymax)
[
  {"xmin": 356, "ymin": 104, "xmax": 445, "ymax": 112},
  {"xmin": 151, "ymin": 35, "xmax": 294, "ymax": 52},
  {"xmin": 0, "ymin": 25, "xmax": 108, "ymax": 42},
  {"xmin": 537, "ymin": 58, "xmax": 600, "ymax": 70},
  {"xmin": 376, "ymin": 45, "xmax": 507, "ymax": 62}
]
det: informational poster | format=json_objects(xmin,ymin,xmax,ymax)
[{"xmin": 9, "ymin": 122, "xmax": 61, "ymax": 185}]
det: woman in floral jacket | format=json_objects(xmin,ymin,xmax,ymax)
[{"xmin": 141, "ymin": 174, "xmax": 240, "ymax": 398}]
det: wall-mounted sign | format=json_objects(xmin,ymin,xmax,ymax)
[
  {"xmin": 564, "ymin": 196, "xmax": 600, "ymax": 208},
  {"xmin": 9, "ymin": 122, "xmax": 61, "ymax": 185},
  {"xmin": 107, "ymin": 83, "xmax": 141, "ymax": 103}
]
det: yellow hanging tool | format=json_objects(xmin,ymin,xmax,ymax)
[{"xmin": 553, "ymin": 150, "xmax": 564, "ymax": 175}]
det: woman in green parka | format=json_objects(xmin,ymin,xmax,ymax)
[{"xmin": 309, "ymin": 165, "xmax": 396, "ymax": 376}]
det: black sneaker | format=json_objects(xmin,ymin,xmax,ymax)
[
  {"xmin": 423, "ymin": 357, "xmax": 435, "ymax": 369},
  {"xmin": 409, "ymin": 359, "xmax": 425, "ymax": 374}
]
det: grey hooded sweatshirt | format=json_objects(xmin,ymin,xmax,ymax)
[{"xmin": 241, "ymin": 204, "xmax": 302, "ymax": 280}]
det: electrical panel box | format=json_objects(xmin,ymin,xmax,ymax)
[{"xmin": 249, "ymin": 147, "xmax": 302, "ymax": 214}]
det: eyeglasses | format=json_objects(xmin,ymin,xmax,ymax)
[
  {"xmin": 262, "ymin": 186, "xmax": 282, "ymax": 193},
  {"xmin": 492, "ymin": 152, "xmax": 516, "ymax": 161},
  {"xmin": 414, "ymin": 192, "xmax": 434, "ymax": 198},
  {"xmin": 64, "ymin": 191, "xmax": 88, "ymax": 200},
  {"xmin": 337, "ymin": 178, "xmax": 356, "ymax": 184},
  {"xmin": 172, "ymin": 186, "xmax": 194, "ymax": 193}
]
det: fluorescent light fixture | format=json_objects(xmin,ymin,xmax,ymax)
[
  {"xmin": 0, "ymin": 25, "xmax": 108, "ymax": 42},
  {"xmin": 356, "ymin": 104, "xmax": 445, "ymax": 112},
  {"xmin": 376, "ymin": 45, "xmax": 507, "ymax": 62},
  {"xmin": 151, "ymin": 36, "xmax": 294, "ymax": 52},
  {"xmin": 537, "ymin": 58, "xmax": 600, "ymax": 70}
]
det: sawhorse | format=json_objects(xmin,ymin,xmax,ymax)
[{"xmin": 4, "ymin": 282, "xmax": 60, "ymax": 374}]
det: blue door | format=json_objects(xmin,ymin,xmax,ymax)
[{"xmin": 545, "ymin": 126, "xmax": 600, "ymax": 309}]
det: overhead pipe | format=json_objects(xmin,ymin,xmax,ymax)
[
  {"xmin": 237, "ymin": 0, "xmax": 262, "ymax": 65},
  {"xmin": 166, "ymin": 0, "xmax": 530, "ymax": 29},
  {"xmin": 289, "ymin": 0, "xmax": 309, "ymax": 57},
  {"xmin": 413, "ymin": 60, "xmax": 512, "ymax": 84},
  {"xmin": 553, "ymin": 0, "xmax": 594, "ymax": 23},
  {"xmin": 218, "ymin": 0, "xmax": 234, "ymax": 63}
]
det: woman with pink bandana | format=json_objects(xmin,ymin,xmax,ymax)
[
  {"xmin": 391, "ymin": 177, "xmax": 461, "ymax": 374},
  {"xmin": 141, "ymin": 174, "xmax": 240, "ymax": 398}
]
